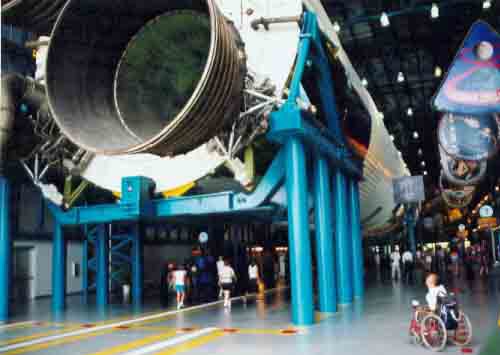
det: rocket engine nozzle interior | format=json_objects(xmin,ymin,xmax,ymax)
[{"xmin": 46, "ymin": 0, "xmax": 246, "ymax": 156}]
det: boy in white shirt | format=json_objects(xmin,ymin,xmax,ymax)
[{"xmin": 425, "ymin": 273, "xmax": 447, "ymax": 311}]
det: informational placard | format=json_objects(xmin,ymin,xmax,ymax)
[
  {"xmin": 393, "ymin": 176, "xmax": 425, "ymax": 204},
  {"xmin": 432, "ymin": 20, "xmax": 500, "ymax": 115}
]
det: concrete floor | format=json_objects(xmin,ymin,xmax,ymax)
[{"xmin": 1, "ymin": 274, "xmax": 499, "ymax": 355}]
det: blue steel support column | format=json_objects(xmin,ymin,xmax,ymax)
[
  {"xmin": 131, "ymin": 224, "xmax": 143, "ymax": 305},
  {"xmin": 348, "ymin": 179, "xmax": 364, "ymax": 299},
  {"xmin": 285, "ymin": 137, "xmax": 314, "ymax": 325},
  {"xmin": 313, "ymin": 156, "xmax": 337, "ymax": 313},
  {"xmin": 333, "ymin": 170, "xmax": 353, "ymax": 305},
  {"xmin": 0, "ymin": 177, "xmax": 11, "ymax": 321},
  {"xmin": 96, "ymin": 225, "xmax": 109, "ymax": 307},
  {"xmin": 52, "ymin": 221, "xmax": 66, "ymax": 313},
  {"xmin": 82, "ymin": 237, "xmax": 88, "ymax": 303}
]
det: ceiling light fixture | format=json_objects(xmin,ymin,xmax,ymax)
[
  {"xmin": 380, "ymin": 12, "xmax": 390, "ymax": 27},
  {"xmin": 407, "ymin": 107, "xmax": 413, "ymax": 116},
  {"xmin": 434, "ymin": 66, "xmax": 442, "ymax": 78},
  {"xmin": 333, "ymin": 21, "xmax": 341, "ymax": 33},
  {"xmin": 397, "ymin": 71, "xmax": 405, "ymax": 83},
  {"xmin": 361, "ymin": 77, "xmax": 368, "ymax": 87},
  {"xmin": 413, "ymin": 131, "xmax": 419, "ymax": 139},
  {"xmin": 390, "ymin": 134, "xmax": 394, "ymax": 141},
  {"xmin": 496, "ymin": 186, "xmax": 499, "ymax": 192},
  {"xmin": 483, "ymin": 0, "xmax": 492, "ymax": 10},
  {"xmin": 423, "ymin": 170, "xmax": 428, "ymax": 176},
  {"xmin": 431, "ymin": 3, "xmax": 439, "ymax": 18},
  {"xmin": 421, "ymin": 161, "xmax": 426, "ymax": 167},
  {"xmin": 417, "ymin": 148, "xmax": 423, "ymax": 156}
]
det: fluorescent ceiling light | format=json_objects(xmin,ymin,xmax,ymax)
[
  {"xmin": 407, "ymin": 107, "xmax": 413, "ymax": 116},
  {"xmin": 483, "ymin": 1, "xmax": 492, "ymax": 10},
  {"xmin": 397, "ymin": 71, "xmax": 405, "ymax": 83},
  {"xmin": 413, "ymin": 131, "xmax": 419, "ymax": 139}
]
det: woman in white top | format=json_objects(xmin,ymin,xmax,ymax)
[
  {"xmin": 172, "ymin": 265, "xmax": 187, "ymax": 310},
  {"xmin": 220, "ymin": 259, "xmax": 237, "ymax": 308},
  {"xmin": 248, "ymin": 259, "xmax": 259, "ymax": 294}
]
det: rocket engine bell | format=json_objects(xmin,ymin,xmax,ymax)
[{"xmin": 46, "ymin": 0, "xmax": 246, "ymax": 156}]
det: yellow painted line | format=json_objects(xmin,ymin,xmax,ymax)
[
  {"xmin": 153, "ymin": 330, "xmax": 225, "ymax": 355},
  {"xmin": 1, "ymin": 328, "xmax": 116, "ymax": 355},
  {"xmin": 236, "ymin": 328, "xmax": 284, "ymax": 335},
  {"xmin": 85, "ymin": 329, "xmax": 178, "ymax": 355},
  {"xmin": 0, "ymin": 325, "xmax": 82, "ymax": 346}
]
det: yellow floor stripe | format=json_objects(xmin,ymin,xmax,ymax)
[
  {"xmin": 1, "ymin": 329, "xmax": 117, "ymax": 355},
  {"xmin": 236, "ymin": 328, "xmax": 284, "ymax": 335},
  {"xmin": 85, "ymin": 330, "xmax": 178, "ymax": 355},
  {"xmin": 0, "ymin": 325, "xmax": 82, "ymax": 346},
  {"xmin": 153, "ymin": 331, "xmax": 225, "ymax": 355}
]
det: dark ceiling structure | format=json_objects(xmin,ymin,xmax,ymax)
[{"xmin": 324, "ymin": 0, "xmax": 499, "ymax": 198}]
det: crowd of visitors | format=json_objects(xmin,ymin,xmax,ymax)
[
  {"xmin": 159, "ymin": 249, "xmax": 288, "ymax": 310},
  {"xmin": 371, "ymin": 242, "xmax": 493, "ymax": 285}
]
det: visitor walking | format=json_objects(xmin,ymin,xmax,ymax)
[
  {"xmin": 390, "ymin": 246, "xmax": 401, "ymax": 281},
  {"xmin": 220, "ymin": 259, "xmax": 237, "ymax": 308},
  {"xmin": 172, "ymin": 264, "xmax": 187, "ymax": 309}
]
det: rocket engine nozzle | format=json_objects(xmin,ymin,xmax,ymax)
[{"xmin": 46, "ymin": 0, "xmax": 246, "ymax": 156}]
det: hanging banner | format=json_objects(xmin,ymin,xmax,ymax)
[{"xmin": 432, "ymin": 20, "xmax": 500, "ymax": 115}]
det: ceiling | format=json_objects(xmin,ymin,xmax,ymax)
[{"xmin": 323, "ymin": 0, "xmax": 500, "ymax": 197}]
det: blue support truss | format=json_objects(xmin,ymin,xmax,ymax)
[{"xmin": 44, "ymin": 11, "xmax": 364, "ymax": 326}]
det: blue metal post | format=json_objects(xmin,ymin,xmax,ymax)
[
  {"xmin": 348, "ymin": 179, "xmax": 364, "ymax": 299},
  {"xmin": 0, "ymin": 177, "xmax": 11, "ymax": 321},
  {"xmin": 285, "ymin": 137, "xmax": 314, "ymax": 325},
  {"xmin": 96, "ymin": 224, "xmax": 109, "ymax": 307},
  {"xmin": 52, "ymin": 221, "xmax": 66, "ymax": 313},
  {"xmin": 131, "ymin": 224, "xmax": 143, "ymax": 305},
  {"xmin": 82, "ymin": 237, "xmax": 88, "ymax": 303},
  {"xmin": 333, "ymin": 170, "xmax": 353, "ymax": 305},
  {"xmin": 313, "ymin": 155, "xmax": 337, "ymax": 313},
  {"xmin": 406, "ymin": 208, "xmax": 417, "ymax": 256}
]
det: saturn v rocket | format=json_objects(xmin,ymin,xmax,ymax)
[{"xmin": 1, "ymin": 0, "xmax": 410, "ymax": 235}]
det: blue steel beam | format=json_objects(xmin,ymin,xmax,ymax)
[
  {"xmin": 0, "ymin": 177, "xmax": 11, "ymax": 321},
  {"xmin": 52, "ymin": 221, "xmax": 66, "ymax": 313},
  {"xmin": 313, "ymin": 155, "xmax": 337, "ymax": 313},
  {"xmin": 348, "ymin": 179, "xmax": 364, "ymax": 299},
  {"xmin": 82, "ymin": 237, "xmax": 88, "ymax": 303},
  {"xmin": 285, "ymin": 137, "xmax": 314, "ymax": 325}
]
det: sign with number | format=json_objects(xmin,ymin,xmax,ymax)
[
  {"xmin": 393, "ymin": 176, "xmax": 425, "ymax": 204},
  {"xmin": 480, "ymin": 204, "xmax": 494, "ymax": 218}
]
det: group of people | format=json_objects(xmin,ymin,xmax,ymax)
[
  {"xmin": 163, "ymin": 255, "xmax": 263, "ymax": 310},
  {"xmin": 372, "ymin": 242, "xmax": 492, "ymax": 285}
]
